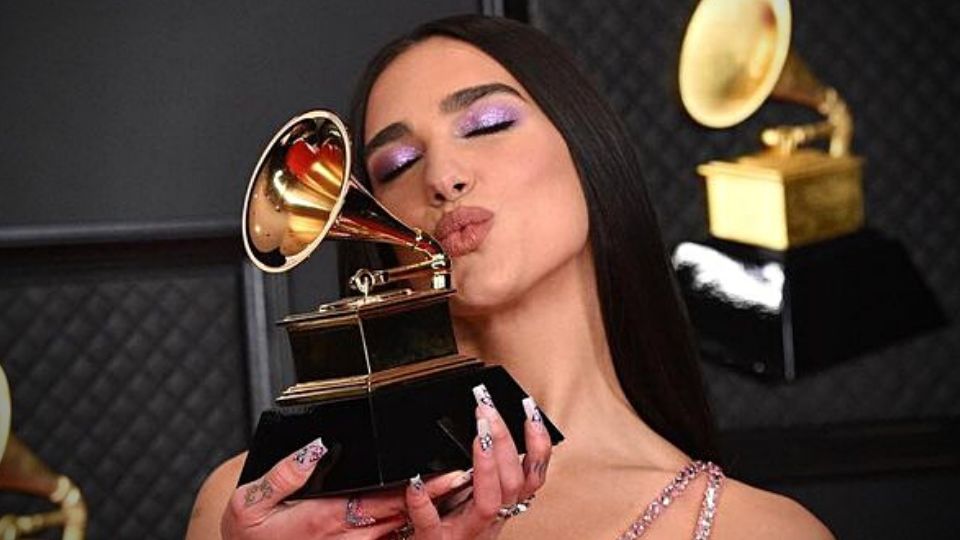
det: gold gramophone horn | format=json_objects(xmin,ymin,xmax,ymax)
[
  {"xmin": 242, "ymin": 110, "xmax": 449, "ymax": 294},
  {"xmin": 0, "ymin": 367, "xmax": 8, "ymax": 466},
  {"xmin": 679, "ymin": 0, "xmax": 852, "ymax": 155},
  {"xmin": 0, "ymin": 365, "xmax": 87, "ymax": 540}
]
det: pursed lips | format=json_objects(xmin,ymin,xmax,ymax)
[{"xmin": 433, "ymin": 206, "xmax": 495, "ymax": 257}]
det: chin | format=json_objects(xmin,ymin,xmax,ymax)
[
  {"xmin": 449, "ymin": 293, "xmax": 501, "ymax": 318},
  {"xmin": 448, "ymin": 267, "xmax": 523, "ymax": 318}
]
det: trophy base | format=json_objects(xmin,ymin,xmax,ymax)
[
  {"xmin": 673, "ymin": 228, "xmax": 947, "ymax": 380},
  {"xmin": 238, "ymin": 364, "xmax": 563, "ymax": 497},
  {"xmin": 698, "ymin": 149, "xmax": 865, "ymax": 250}
]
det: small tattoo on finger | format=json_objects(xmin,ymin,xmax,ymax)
[{"xmin": 243, "ymin": 477, "xmax": 274, "ymax": 507}]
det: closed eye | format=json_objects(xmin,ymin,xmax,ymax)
[
  {"xmin": 376, "ymin": 154, "xmax": 421, "ymax": 183},
  {"xmin": 464, "ymin": 119, "xmax": 517, "ymax": 138}
]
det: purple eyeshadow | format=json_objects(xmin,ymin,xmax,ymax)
[
  {"xmin": 456, "ymin": 103, "xmax": 521, "ymax": 136},
  {"xmin": 371, "ymin": 145, "xmax": 420, "ymax": 182}
]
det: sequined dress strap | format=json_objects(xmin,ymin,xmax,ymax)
[{"xmin": 616, "ymin": 461, "xmax": 724, "ymax": 540}]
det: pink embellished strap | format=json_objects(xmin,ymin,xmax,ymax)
[{"xmin": 616, "ymin": 461, "xmax": 725, "ymax": 540}]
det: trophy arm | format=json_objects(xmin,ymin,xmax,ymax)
[
  {"xmin": 760, "ymin": 87, "xmax": 853, "ymax": 157},
  {"xmin": 761, "ymin": 54, "xmax": 854, "ymax": 157},
  {"xmin": 350, "ymin": 252, "xmax": 451, "ymax": 295}
]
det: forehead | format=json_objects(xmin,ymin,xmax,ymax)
[{"xmin": 364, "ymin": 37, "xmax": 528, "ymax": 138}]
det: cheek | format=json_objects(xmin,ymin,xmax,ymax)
[
  {"xmin": 512, "ymin": 136, "xmax": 589, "ymax": 258},
  {"xmin": 518, "ymin": 179, "xmax": 589, "ymax": 272}
]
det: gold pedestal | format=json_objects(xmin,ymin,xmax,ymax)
[{"xmin": 698, "ymin": 149, "xmax": 864, "ymax": 250}]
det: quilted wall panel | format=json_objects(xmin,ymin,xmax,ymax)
[
  {"xmin": 0, "ymin": 244, "xmax": 250, "ymax": 539},
  {"xmin": 530, "ymin": 0, "xmax": 960, "ymax": 430}
]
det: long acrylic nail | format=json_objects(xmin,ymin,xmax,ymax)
[
  {"xmin": 522, "ymin": 397, "xmax": 545, "ymax": 432},
  {"xmin": 477, "ymin": 417, "xmax": 493, "ymax": 453},
  {"xmin": 409, "ymin": 474, "xmax": 425, "ymax": 492},
  {"xmin": 293, "ymin": 437, "xmax": 327, "ymax": 470},
  {"xmin": 473, "ymin": 384, "xmax": 497, "ymax": 411},
  {"xmin": 450, "ymin": 470, "xmax": 473, "ymax": 489}
]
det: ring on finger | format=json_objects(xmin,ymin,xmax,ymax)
[
  {"xmin": 394, "ymin": 519, "xmax": 414, "ymax": 539},
  {"xmin": 345, "ymin": 497, "xmax": 377, "ymax": 527},
  {"xmin": 496, "ymin": 494, "xmax": 535, "ymax": 521}
]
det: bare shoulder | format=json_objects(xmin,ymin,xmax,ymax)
[
  {"xmin": 713, "ymin": 478, "xmax": 834, "ymax": 540},
  {"xmin": 184, "ymin": 452, "xmax": 247, "ymax": 540}
]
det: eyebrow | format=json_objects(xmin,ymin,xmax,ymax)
[
  {"xmin": 439, "ymin": 82, "xmax": 523, "ymax": 114},
  {"xmin": 365, "ymin": 122, "xmax": 410, "ymax": 158},
  {"xmin": 364, "ymin": 82, "xmax": 524, "ymax": 157}
]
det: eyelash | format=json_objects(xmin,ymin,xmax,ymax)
[
  {"xmin": 464, "ymin": 118, "xmax": 516, "ymax": 138},
  {"xmin": 377, "ymin": 155, "xmax": 420, "ymax": 184}
]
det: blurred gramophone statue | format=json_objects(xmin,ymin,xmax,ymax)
[
  {"xmin": 237, "ymin": 110, "xmax": 562, "ymax": 497},
  {"xmin": 0, "ymin": 364, "xmax": 87, "ymax": 539},
  {"xmin": 672, "ymin": 0, "xmax": 945, "ymax": 380}
]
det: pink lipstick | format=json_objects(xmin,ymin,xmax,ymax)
[{"xmin": 434, "ymin": 206, "xmax": 494, "ymax": 257}]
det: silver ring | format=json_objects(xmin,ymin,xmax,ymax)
[
  {"xmin": 345, "ymin": 497, "xmax": 376, "ymax": 527},
  {"xmin": 394, "ymin": 519, "xmax": 414, "ymax": 539},
  {"xmin": 496, "ymin": 494, "xmax": 535, "ymax": 521}
]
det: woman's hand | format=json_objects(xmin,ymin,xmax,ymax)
[
  {"xmin": 399, "ymin": 386, "xmax": 553, "ymax": 539},
  {"xmin": 219, "ymin": 439, "xmax": 465, "ymax": 539}
]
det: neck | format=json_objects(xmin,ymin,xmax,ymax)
[{"xmin": 452, "ymin": 250, "xmax": 686, "ymax": 469}]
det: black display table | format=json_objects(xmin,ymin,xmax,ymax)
[{"xmin": 673, "ymin": 229, "xmax": 947, "ymax": 380}]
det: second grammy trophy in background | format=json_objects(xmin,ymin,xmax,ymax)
[{"xmin": 672, "ymin": 0, "xmax": 944, "ymax": 380}]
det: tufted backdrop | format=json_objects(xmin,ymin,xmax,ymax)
[
  {"xmin": 526, "ymin": 0, "xmax": 959, "ymax": 537},
  {"xmin": 0, "ymin": 241, "xmax": 251, "ymax": 539}
]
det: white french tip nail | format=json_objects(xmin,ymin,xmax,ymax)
[
  {"xmin": 450, "ymin": 470, "xmax": 473, "ymax": 489},
  {"xmin": 522, "ymin": 397, "xmax": 536, "ymax": 419},
  {"xmin": 409, "ymin": 474, "xmax": 424, "ymax": 491},
  {"xmin": 522, "ymin": 397, "xmax": 545, "ymax": 427},
  {"xmin": 293, "ymin": 437, "xmax": 327, "ymax": 470},
  {"xmin": 472, "ymin": 384, "xmax": 495, "ymax": 409}
]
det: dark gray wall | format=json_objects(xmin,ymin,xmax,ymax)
[
  {"xmin": 0, "ymin": 0, "xmax": 476, "ymax": 228},
  {"xmin": 0, "ymin": 0, "xmax": 478, "ymax": 307}
]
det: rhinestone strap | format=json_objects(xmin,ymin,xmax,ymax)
[{"xmin": 616, "ymin": 461, "xmax": 725, "ymax": 540}]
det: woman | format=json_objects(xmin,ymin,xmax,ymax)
[{"xmin": 188, "ymin": 15, "xmax": 833, "ymax": 539}]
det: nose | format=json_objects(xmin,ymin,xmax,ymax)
[{"xmin": 429, "ymin": 171, "xmax": 474, "ymax": 205}]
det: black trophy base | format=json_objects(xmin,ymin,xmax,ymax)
[
  {"xmin": 238, "ymin": 364, "xmax": 563, "ymax": 497},
  {"xmin": 673, "ymin": 228, "xmax": 947, "ymax": 381}
]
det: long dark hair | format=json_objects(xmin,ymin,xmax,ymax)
[{"xmin": 339, "ymin": 15, "xmax": 718, "ymax": 460}]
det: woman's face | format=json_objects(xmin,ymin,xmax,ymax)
[{"xmin": 363, "ymin": 37, "xmax": 589, "ymax": 316}]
